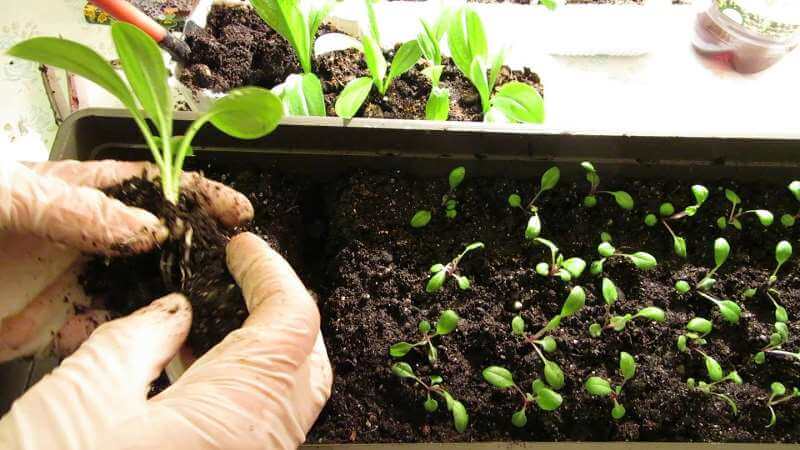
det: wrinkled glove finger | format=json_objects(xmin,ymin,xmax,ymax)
[
  {"xmin": 25, "ymin": 160, "xmax": 253, "ymax": 228},
  {"xmin": 0, "ymin": 161, "xmax": 168, "ymax": 255}
]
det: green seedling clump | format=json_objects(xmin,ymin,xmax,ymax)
[
  {"xmin": 765, "ymin": 381, "xmax": 800, "ymax": 428},
  {"xmin": 644, "ymin": 185, "xmax": 709, "ymax": 258},
  {"xmin": 716, "ymin": 188, "xmax": 773, "ymax": 230},
  {"xmin": 584, "ymin": 352, "xmax": 637, "ymax": 420},
  {"xmin": 426, "ymin": 242, "xmax": 484, "ymax": 293},
  {"xmin": 392, "ymin": 363, "xmax": 469, "ymax": 432},
  {"xmin": 686, "ymin": 352, "xmax": 742, "ymax": 415},
  {"xmin": 483, "ymin": 366, "xmax": 563, "ymax": 427},
  {"xmin": 754, "ymin": 321, "xmax": 799, "ymax": 365},
  {"xmin": 411, "ymin": 166, "xmax": 466, "ymax": 227},
  {"xmin": 417, "ymin": 6, "xmax": 453, "ymax": 120},
  {"xmin": 780, "ymin": 181, "xmax": 800, "ymax": 227},
  {"xmin": 674, "ymin": 238, "xmax": 743, "ymax": 324},
  {"xmin": 532, "ymin": 237, "xmax": 586, "ymax": 282},
  {"xmin": 676, "ymin": 317, "xmax": 713, "ymax": 353},
  {"xmin": 589, "ymin": 277, "xmax": 665, "ymax": 337},
  {"xmin": 390, "ymin": 310, "xmax": 460, "ymax": 363},
  {"xmin": 508, "ymin": 166, "xmax": 560, "ymax": 240},
  {"xmin": 580, "ymin": 162, "xmax": 634, "ymax": 210},
  {"xmin": 591, "ymin": 240, "xmax": 657, "ymax": 275}
]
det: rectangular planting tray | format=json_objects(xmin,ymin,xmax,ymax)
[{"xmin": 3, "ymin": 108, "xmax": 798, "ymax": 448}]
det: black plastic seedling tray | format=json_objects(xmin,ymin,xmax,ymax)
[{"xmin": 2, "ymin": 109, "xmax": 799, "ymax": 448}]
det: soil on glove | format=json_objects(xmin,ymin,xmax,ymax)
[{"xmin": 84, "ymin": 161, "xmax": 800, "ymax": 443}]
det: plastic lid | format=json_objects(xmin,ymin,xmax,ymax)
[{"xmin": 716, "ymin": 0, "xmax": 800, "ymax": 40}]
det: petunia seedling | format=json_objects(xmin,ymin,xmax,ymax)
[
  {"xmin": 754, "ymin": 322, "xmax": 799, "ymax": 365},
  {"xmin": 765, "ymin": 381, "xmax": 800, "ymax": 428},
  {"xmin": 580, "ymin": 162, "xmax": 634, "ymax": 210},
  {"xmin": 508, "ymin": 166, "xmax": 560, "ymax": 240},
  {"xmin": 716, "ymin": 188, "xmax": 773, "ymax": 230},
  {"xmin": 390, "ymin": 310, "xmax": 460, "ymax": 363},
  {"xmin": 779, "ymin": 181, "xmax": 800, "ymax": 227},
  {"xmin": 589, "ymin": 277, "xmax": 665, "ymax": 337},
  {"xmin": 533, "ymin": 237, "xmax": 586, "ymax": 282},
  {"xmin": 591, "ymin": 241, "xmax": 657, "ymax": 274},
  {"xmin": 392, "ymin": 363, "xmax": 469, "ymax": 432},
  {"xmin": 426, "ymin": 242, "xmax": 484, "ymax": 293},
  {"xmin": 644, "ymin": 185, "xmax": 709, "ymax": 258},
  {"xmin": 584, "ymin": 352, "xmax": 637, "ymax": 420},
  {"xmin": 686, "ymin": 352, "xmax": 742, "ymax": 415},
  {"xmin": 676, "ymin": 317, "xmax": 713, "ymax": 353},
  {"xmin": 411, "ymin": 166, "xmax": 467, "ymax": 227},
  {"xmin": 762, "ymin": 241, "xmax": 793, "ymax": 324},
  {"xmin": 674, "ymin": 238, "xmax": 742, "ymax": 324},
  {"xmin": 511, "ymin": 286, "xmax": 586, "ymax": 390},
  {"xmin": 482, "ymin": 366, "xmax": 563, "ymax": 427}
]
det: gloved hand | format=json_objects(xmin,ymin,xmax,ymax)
[
  {"xmin": 0, "ymin": 160, "xmax": 253, "ymax": 362},
  {"xmin": 0, "ymin": 232, "xmax": 333, "ymax": 450}
]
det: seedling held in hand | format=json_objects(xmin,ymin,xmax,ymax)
[
  {"xmin": 390, "ymin": 310, "xmax": 460, "ymax": 363},
  {"xmin": 533, "ymin": 237, "xmax": 586, "ymax": 282},
  {"xmin": 674, "ymin": 238, "xmax": 742, "ymax": 324},
  {"xmin": 716, "ymin": 188, "xmax": 773, "ymax": 230},
  {"xmin": 426, "ymin": 242, "xmax": 484, "ymax": 293},
  {"xmin": 589, "ymin": 277, "xmax": 665, "ymax": 337},
  {"xmin": 765, "ymin": 382, "xmax": 800, "ymax": 428},
  {"xmin": 482, "ymin": 366, "xmax": 562, "ymax": 427},
  {"xmin": 392, "ymin": 363, "xmax": 469, "ymax": 432},
  {"xmin": 780, "ymin": 181, "xmax": 800, "ymax": 227},
  {"xmin": 686, "ymin": 352, "xmax": 742, "ymax": 415},
  {"xmin": 580, "ymin": 162, "xmax": 634, "ymax": 210},
  {"xmin": 584, "ymin": 352, "xmax": 637, "ymax": 420},
  {"xmin": 508, "ymin": 166, "xmax": 560, "ymax": 240},
  {"xmin": 9, "ymin": 24, "xmax": 283, "ymax": 204},
  {"xmin": 644, "ymin": 185, "xmax": 709, "ymax": 258},
  {"xmin": 411, "ymin": 167, "xmax": 466, "ymax": 227}
]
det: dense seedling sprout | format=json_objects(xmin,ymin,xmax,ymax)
[
  {"xmin": 686, "ymin": 353, "xmax": 743, "ymax": 415},
  {"xmin": 426, "ymin": 242, "xmax": 484, "ymax": 293},
  {"xmin": 532, "ymin": 238, "xmax": 586, "ymax": 282},
  {"xmin": 392, "ymin": 363, "xmax": 469, "ymax": 432},
  {"xmin": 511, "ymin": 286, "xmax": 586, "ymax": 389},
  {"xmin": 580, "ymin": 162, "xmax": 634, "ymax": 211},
  {"xmin": 508, "ymin": 167, "xmax": 560, "ymax": 240},
  {"xmin": 716, "ymin": 189, "xmax": 774, "ymax": 230},
  {"xmin": 765, "ymin": 382, "xmax": 800, "ymax": 428},
  {"xmin": 780, "ymin": 181, "xmax": 800, "ymax": 227},
  {"xmin": 482, "ymin": 366, "xmax": 563, "ymax": 427},
  {"xmin": 584, "ymin": 352, "xmax": 637, "ymax": 420},
  {"xmin": 390, "ymin": 310, "xmax": 460, "ymax": 363},
  {"xmin": 644, "ymin": 185, "xmax": 709, "ymax": 258},
  {"xmin": 411, "ymin": 167, "xmax": 466, "ymax": 227},
  {"xmin": 754, "ymin": 322, "xmax": 799, "ymax": 364},
  {"xmin": 588, "ymin": 277, "xmax": 665, "ymax": 337},
  {"xmin": 674, "ymin": 238, "xmax": 742, "ymax": 324},
  {"xmin": 765, "ymin": 241, "xmax": 793, "ymax": 323},
  {"xmin": 591, "ymin": 239, "xmax": 657, "ymax": 275},
  {"xmin": 416, "ymin": 6, "xmax": 453, "ymax": 120},
  {"xmin": 676, "ymin": 317, "xmax": 713, "ymax": 353}
]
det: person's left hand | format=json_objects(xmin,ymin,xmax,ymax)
[{"xmin": 0, "ymin": 160, "xmax": 253, "ymax": 362}]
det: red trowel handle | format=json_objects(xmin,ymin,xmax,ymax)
[{"xmin": 90, "ymin": 0, "xmax": 190, "ymax": 62}]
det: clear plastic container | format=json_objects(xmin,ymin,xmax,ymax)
[{"xmin": 693, "ymin": 0, "xmax": 800, "ymax": 73}]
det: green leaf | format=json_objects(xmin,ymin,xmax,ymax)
[
  {"xmin": 361, "ymin": 33, "xmax": 387, "ymax": 92},
  {"xmin": 673, "ymin": 236, "xmax": 687, "ymax": 259},
  {"xmin": 488, "ymin": 48, "xmax": 506, "ymax": 92},
  {"xmin": 436, "ymin": 310, "xmax": 460, "ymax": 335},
  {"xmin": 427, "ymin": 343, "xmax": 438, "ymax": 362},
  {"xmin": 424, "ymin": 397, "xmax": 439, "ymax": 412},
  {"xmin": 789, "ymin": 181, "xmax": 800, "ymax": 202},
  {"xmin": 525, "ymin": 215, "xmax": 542, "ymax": 240},
  {"xmin": 543, "ymin": 315, "xmax": 562, "ymax": 333},
  {"xmin": 716, "ymin": 300, "xmax": 742, "ymax": 324},
  {"xmin": 540, "ymin": 166, "xmax": 560, "ymax": 192},
  {"xmin": 687, "ymin": 318, "xmax": 712, "ymax": 335},
  {"xmin": 602, "ymin": 277, "xmax": 618, "ymax": 305},
  {"xmin": 426, "ymin": 270, "xmax": 447, "ymax": 293},
  {"xmin": 447, "ymin": 8, "xmax": 487, "ymax": 78},
  {"xmin": 691, "ymin": 185, "xmax": 709, "ymax": 206},
  {"xmin": 612, "ymin": 191, "xmax": 634, "ymax": 210},
  {"xmin": 619, "ymin": 352, "xmax": 636, "ymax": 380},
  {"xmin": 581, "ymin": 161, "xmax": 596, "ymax": 173},
  {"xmin": 544, "ymin": 360, "xmax": 565, "ymax": 390},
  {"xmin": 635, "ymin": 306, "xmax": 666, "ymax": 322},
  {"xmin": 644, "ymin": 214, "xmax": 658, "ymax": 227},
  {"xmin": 610, "ymin": 315, "xmax": 629, "ymax": 331},
  {"xmin": 776, "ymin": 305, "xmax": 788, "ymax": 323},
  {"xmin": 704, "ymin": 355, "xmax": 723, "ymax": 381},
  {"xmin": 511, "ymin": 408, "xmax": 527, "ymax": 428},
  {"xmin": 425, "ymin": 86, "xmax": 450, "ymax": 120},
  {"xmin": 598, "ymin": 242, "xmax": 616, "ymax": 258},
  {"xmin": 491, "ymin": 82, "xmax": 545, "ymax": 124},
  {"xmin": 717, "ymin": 217, "xmax": 728, "ymax": 229},
  {"xmin": 717, "ymin": 393, "xmax": 739, "ymax": 415},
  {"xmin": 538, "ymin": 336, "xmax": 557, "ymax": 353},
  {"xmin": 659, "ymin": 202, "xmax": 675, "ymax": 217},
  {"xmin": 536, "ymin": 388, "xmax": 563, "ymax": 411},
  {"xmin": 767, "ymin": 406, "xmax": 777, "ymax": 428},
  {"xmin": 390, "ymin": 342, "xmax": 414, "ymax": 358},
  {"xmin": 251, "ymin": 0, "xmax": 310, "ymax": 71},
  {"xmin": 111, "ymin": 22, "xmax": 171, "ymax": 136},
  {"xmin": 754, "ymin": 351, "xmax": 765, "ymax": 364},
  {"xmin": 208, "ymin": 87, "xmax": 283, "ymax": 139},
  {"xmin": 562, "ymin": 258, "xmax": 586, "ymax": 279},
  {"xmin": 585, "ymin": 377, "xmax": 613, "ymax": 396},
  {"xmin": 714, "ymin": 238, "xmax": 730, "ymax": 268},
  {"xmin": 418, "ymin": 20, "xmax": 438, "ymax": 63},
  {"xmin": 754, "ymin": 210, "xmax": 774, "ymax": 226},
  {"xmin": 335, "ymin": 77, "xmax": 373, "ymax": 119},
  {"xmin": 464, "ymin": 242, "xmax": 485, "ymax": 253},
  {"xmin": 419, "ymin": 320, "xmax": 432, "ymax": 334},
  {"xmin": 455, "ymin": 275, "xmax": 471, "ymax": 290},
  {"xmin": 430, "ymin": 264, "xmax": 445, "ymax": 273},
  {"xmin": 385, "ymin": 40, "xmax": 421, "ymax": 92},
  {"xmin": 8, "ymin": 36, "xmax": 138, "ymax": 114},
  {"xmin": 483, "ymin": 366, "xmax": 515, "ymax": 389},
  {"xmin": 511, "ymin": 315, "xmax": 526, "ymax": 335},
  {"xmin": 411, "ymin": 210, "xmax": 432, "ymax": 228},
  {"xmin": 776, "ymin": 240, "xmax": 793, "ymax": 264},
  {"xmin": 697, "ymin": 277, "xmax": 716, "ymax": 291},
  {"xmin": 600, "ymin": 232, "xmax": 612, "ymax": 243},
  {"xmin": 560, "ymin": 286, "xmax": 586, "ymax": 317},
  {"xmin": 308, "ymin": 2, "xmax": 333, "ymax": 43},
  {"xmin": 508, "ymin": 194, "xmax": 522, "ymax": 208},
  {"xmin": 584, "ymin": 195, "xmax": 598, "ymax": 208},
  {"xmin": 781, "ymin": 214, "xmax": 796, "ymax": 227},
  {"xmin": 677, "ymin": 335, "xmax": 688, "ymax": 352},
  {"xmin": 628, "ymin": 252, "xmax": 657, "ymax": 270},
  {"xmin": 771, "ymin": 382, "xmax": 787, "ymax": 396},
  {"xmin": 468, "ymin": 59, "xmax": 490, "ymax": 113},
  {"xmin": 277, "ymin": 73, "xmax": 326, "ymax": 117},
  {"xmin": 611, "ymin": 402, "xmax": 626, "ymax": 420},
  {"xmin": 392, "ymin": 362, "xmax": 416, "ymax": 379},
  {"xmin": 448, "ymin": 166, "xmax": 466, "ymax": 190},
  {"xmin": 724, "ymin": 189, "xmax": 741, "ymax": 205},
  {"xmin": 675, "ymin": 280, "xmax": 691, "ymax": 294},
  {"xmin": 589, "ymin": 323, "xmax": 602, "ymax": 337},
  {"xmin": 452, "ymin": 400, "xmax": 469, "ymax": 433},
  {"xmin": 536, "ymin": 262, "xmax": 550, "ymax": 276},
  {"xmin": 364, "ymin": 0, "xmax": 381, "ymax": 43},
  {"xmin": 430, "ymin": 375, "xmax": 443, "ymax": 385}
]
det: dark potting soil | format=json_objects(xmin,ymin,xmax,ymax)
[
  {"xmin": 180, "ymin": 5, "xmax": 543, "ymax": 121},
  {"xmin": 83, "ymin": 164, "xmax": 800, "ymax": 443}
]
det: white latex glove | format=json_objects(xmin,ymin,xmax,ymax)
[
  {"xmin": 0, "ymin": 160, "xmax": 253, "ymax": 362},
  {"xmin": 0, "ymin": 232, "xmax": 333, "ymax": 450}
]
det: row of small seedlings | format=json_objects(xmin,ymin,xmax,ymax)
[{"xmin": 389, "ymin": 163, "xmax": 800, "ymax": 433}]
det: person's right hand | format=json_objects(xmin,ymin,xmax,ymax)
[{"xmin": 0, "ymin": 232, "xmax": 333, "ymax": 450}]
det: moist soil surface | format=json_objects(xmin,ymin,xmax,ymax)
[
  {"xmin": 84, "ymin": 162, "xmax": 800, "ymax": 443},
  {"xmin": 180, "ymin": 5, "xmax": 543, "ymax": 121}
]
